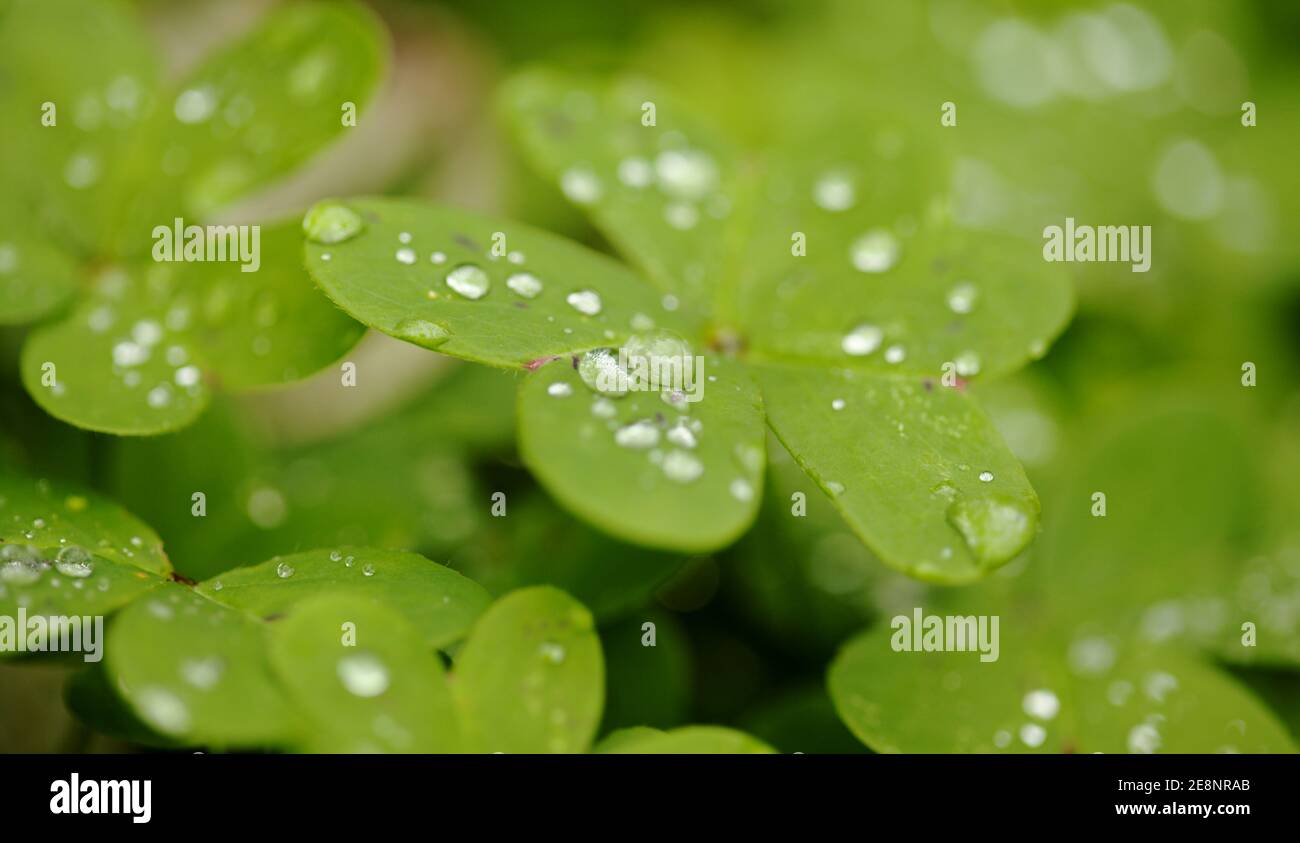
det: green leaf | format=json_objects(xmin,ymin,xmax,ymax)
[
  {"xmin": 737, "ymin": 141, "xmax": 1074, "ymax": 379},
  {"xmin": 0, "ymin": 472, "xmax": 169, "ymax": 575},
  {"xmin": 829, "ymin": 626, "xmax": 1294, "ymax": 753},
  {"xmin": 20, "ymin": 218, "xmax": 364, "ymax": 435},
  {"xmin": 740, "ymin": 686, "xmax": 869, "ymax": 754},
  {"xmin": 0, "ymin": 0, "xmax": 160, "ymax": 257},
  {"xmin": 593, "ymin": 726, "xmax": 665, "ymax": 752},
  {"xmin": 502, "ymin": 70, "xmax": 741, "ymax": 322},
  {"xmin": 196, "ymin": 548, "xmax": 491, "ymax": 651},
  {"xmin": 517, "ymin": 354, "xmax": 765, "ymax": 553},
  {"xmin": 106, "ymin": 582, "xmax": 297, "ymax": 747},
  {"xmin": 303, "ymin": 197, "xmax": 684, "ymax": 367},
  {"xmin": 114, "ymin": 1, "xmax": 387, "ymax": 245},
  {"xmin": 65, "ymin": 662, "xmax": 179, "ymax": 748},
  {"xmin": 755, "ymin": 362, "xmax": 1039, "ymax": 582},
  {"xmin": 598, "ymin": 725, "xmax": 775, "ymax": 754},
  {"xmin": 452, "ymin": 587, "xmax": 603, "ymax": 753},
  {"xmin": 0, "ymin": 207, "xmax": 79, "ymax": 325},
  {"xmin": 267, "ymin": 592, "xmax": 462, "ymax": 753}
]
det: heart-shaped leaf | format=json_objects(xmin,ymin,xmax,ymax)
[
  {"xmin": 517, "ymin": 353, "xmax": 765, "ymax": 553},
  {"xmin": 106, "ymin": 582, "xmax": 297, "ymax": 747},
  {"xmin": 267, "ymin": 592, "xmax": 462, "ymax": 752},
  {"xmin": 452, "ymin": 587, "xmax": 603, "ymax": 753},
  {"xmin": 755, "ymin": 362, "xmax": 1039, "ymax": 582},
  {"xmin": 303, "ymin": 196, "xmax": 687, "ymax": 367},
  {"xmin": 20, "ymin": 218, "xmax": 365, "ymax": 435},
  {"xmin": 502, "ymin": 70, "xmax": 742, "ymax": 322},
  {"xmin": 196, "ymin": 547, "xmax": 491, "ymax": 651}
]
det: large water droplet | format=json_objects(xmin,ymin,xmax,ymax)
[
  {"xmin": 578, "ymin": 349, "xmax": 629, "ymax": 397},
  {"xmin": 842, "ymin": 323, "xmax": 883, "ymax": 356},
  {"xmin": 338, "ymin": 653, "xmax": 390, "ymax": 697},
  {"xmin": 392, "ymin": 318, "xmax": 450, "ymax": 350},
  {"xmin": 566, "ymin": 289, "xmax": 603, "ymax": 316},
  {"xmin": 303, "ymin": 201, "xmax": 364, "ymax": 244},
  {"xmin": 813, "ymin": 171, "xmax": 856, "ymax": 212},
  {"xmin": 54, "ymin": 545, "xmax": 94, "ymax": 578},
  {"xmin": 850, "ymin": 229, "xmax": 900, "ymax": 273},
  {"xmin": 945, "ymin": 495, "xmax": 1035, "ymax": 566},
  {"xmin": 446, "ymin": 264, "xmax": 490, "ymax": 299}
]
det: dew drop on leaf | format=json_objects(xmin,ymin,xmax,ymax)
[
  {"xmin": 275, "ymin": 561, "xmax": 295, "ymax": 579},
  {"xmin": 337, "ymin": 653, "xmax": 389, "ymax": 698},
  {"xmin": 53, "ymin": 545, "xmax": 94, "ymax": 578},
  {"xmin": 945, "ymin": 495, "xmax": 1035, "ymax": 567},
  {"xmin": 614, "ymin": 420, "xmax": 659, "ymax": 449},
  {"xmin": 445, "ymin": 264, "xmax": 490, "ymax": 299},
  {"xmin": 850, "ymin": 229, "xmax": 900, "ymax": 273},
  {"xmin": 842, "ymin": 323, "xmax": 883, "ymax": 356},
  {"xmin": 566, "ymin": 289, "xmax": 603, "ymax": 316},
  {"xmin": 506, "ymin": 272, "xmax": 543, "ymax": 299},
  {"xmin": 302, "ymin": 200, "xmax": 364, "ymax": 244},
  {"xmin": 392, "ymin": 318, "xmax": 450, "ymax": 350},
  {"xmin": 662, "ymin": 450, "xmax": 704, "ymax": 484}
]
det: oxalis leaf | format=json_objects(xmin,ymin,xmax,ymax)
[
  {"xmin": 452, "ymin": 587, "xmax": 604, "ymax": 753},
  {"xmin": 106, "ymin": 582, "xmax": 297, "ymax": 747},
  {"xmin": 517, "ymin": 354, "xmax": 765, "ymax": 553},
  {"xmin": 755, "ymin": 363, "xmax": 1038, "ymax": 582},
  {"xmin": 20, "ymin": 218, "xmax": 365, "ymax": 435},
  {"xmin": 0, "ymin": 473, "xmax": 170, "ymax": 638},
  {"xmin": 196, "ymin": 548, "xmax": 491, "ymax": 651},
  {"xmin": 267, "ymin": 592, "xmax": 462, "ymax": 753},
  {"xmin": 302, "ymin": 197, "xmax": 688, "ymax": 367},
  {"xmin": 501, "ymin": 70, "xmax": 743, "ymax": 322}
]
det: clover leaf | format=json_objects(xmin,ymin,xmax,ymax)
[{"xmin": 0, "ymin": 0, "xmax": 383, "ymax": 434}]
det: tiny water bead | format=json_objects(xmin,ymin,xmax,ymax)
[
  {"xmin": 842, "ymin": 324, "xmax": 883, "ymax": 357},
  {"xmin": 978, "ymin": 471, "xmax": 994, "ymax": 482},
  {"xmin": 395, "ymin": 247, "xmax": 417, "ymax": 265},
  {"xmin": 540, "ymin": 641, "xmax": 567, "ymax": 664},
  {"xmin": 547, "ymin": 382, "xmax": 573, "ymax": 398},
  {"xmin": 337, "ymin": 653, "xmax": 390, "ymax": 698},
  {"xmin": 362, "ymin": 563, "xmax": 376, "ymax": 577},
  {"xmin": 662, "ymin": 450, "xmax": 704, "ymax": 484},
  {"xmin": 729, "ymin": 478, "xmax": 754, "ymax": 502},
  {"xmin": 955, "ymin": 351, "xmax": 982, "ymax": 377},
  {"xmin": 181, "ymin": 657, "xmax": 224, "ymax": 690},
  {"xmin": 665, "ymin": 420, "xmax": 698, "ymax": 449},
  {"xmin": 137, "ymin": 687, "xmax": 191, "ymax": 736},
  {"xmin": 53, "ymin": 545, "xmax": 94, "ymax": 578},
  {"xmin": 831, "ymin": 399, "xmax": 846, "ymax": 411},
  {"xmin": 1019, "ymin": 723, "xmax": 1047, "ymax": 748},
  {"xmin": 392, "ymin": 318, "xmax": 450, "ymax": 350},
  {"xmin": 615, "ymin": 420, "xmax": 660, "ymax": 449},
  {"xmin": 560, "ymin": 167, "xmax": 602, "ymax": 205},
  {"xmin": 617, "ymin": 156, "xmax": 653, "ymax": 188},
  {"xmin": 303, "ymin": 201, "xmax": 364, "ymax": 244},
  {"xmin": 506, "ymin": 272, "xmax": 543, "ymax": 299},
  {"xmin": 1022, "ymin": 689, "xmax": 1060, "ymax": 720},
  {"xmin": 883, "ymin": 345, "xmax": 906, "ymax": 364},
  {"xmin": 813, "ymin": 171, "xmax": 857, "ymax": 212},
  {"xmin": 947, "ymin": 282, "xmax": 978, "ymax": 314},
  {"xmin": 275, "ymin": 561, "xmax": 295, "ymax": 579},
  {"xmin": 445, "ymin": 264, "xmax": 490, "ymax": 299},
  {"xmin": 566, "ymin": 289, "xmax": 603, "ymax": 316},
  {"xmin": 850, "ymin": 229, "xmax": 900, "ymax": 273}
]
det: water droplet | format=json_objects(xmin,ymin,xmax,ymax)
[
  {"xmin": 729, "ymin": 478, "xmax": 754, "ymax": 502},
  {"xmin": 547, "ymin": 382, "xmax": 572, "ymax": 397},
  {"xmin": 825, "ymin": 480, "xmax": 846, "ymax": 497},
  {"xmin": 174, "ymin": 365, "xmax": 201, "ymax": 388},
  {"xmin": 303, "ymin": 201, "xmax": 364, "ymax": 244},
  {"xmin": 566, "ymin": 289, "xmax": 602, "ymax": 316},
  {"xmin": 248, "ymin": 487, "xmax": 287, "ymax": 529},
  {"xmin": 945, "ymin": 495, "xmax": 1035, "ymax": 567},
  {"xmin": 147, "ymin": 384, "xmax": 172, "ymax": 408},
  {"xmin": 831, "ymin": 398, "xmax": 846, "ymax": 411},
  {"xmin": 842, "ymin": 324, "xmax": 883, "ymax": 356},
  {"xmin": 655, "ymin": 149, "xmax": 717, "ymax": 199},
  {"xmin": 395, "ymin": 247, "xmax": 417, "ymax": 265},
  {"xmin": 275, "ymin": 561, "xmax": 295, "ymax": 579},
  {"xmin": 1127, "ymin": 722, "xmax": 1161, "ymax": 754},
  {"xmin": 560, "ymin": 167, "xmax": 602, "ymax": 204},
  {"xmin": 662, "ymin": 450, "xmax": 704, "ymax": 484},
  {"xmin": 615, "ymin": 420, "xmax": 660, "ymax": 449},
  {"xmin": 437, "ymin": 264, "xmax": 489, "ymax": 301},
  {"xmin": 664, "ymin": 201, "xmax": 699, "ymax": 230},
  {"xmin": 978, "ymin": 471, "xmax": 994, "ymax": 482},
  {"xmin": 955, "ymin": 351, "xmax": 982, "ymax": 377},
  {"xmin": 54, "ymin": 545, "xmax": 94, "ymax": 578},
  {"xmin": 1022, "ymin": 689, "xmax": 1060, "ymax": 721},
  {"xmin": 850, "ymin": 229, "xmax": 900, "ymax": 273},
  {"xmin": 137, "ymin": 687, "xmax": 191, "ymax": 735},
  {"xmin": 174, "ymin": 86, "xmax": 216, "ymax": 124},
  {"xmin": 630, "ymin": 313, "xmax": 655, "ymax": 331},
  {"xmin": 181, "ymin": 657, "xmax": 224, "ymax": 690},
  {"xmin": 539, "ymin": 641, "xmax": 567, "ymax": 664},
  {"xmin": 338, "ymin": 653, "xmax": 389, "ymax": 697},
  {"xmin": 329, "ymin": 551, "xmax": 342, "ymax": 562},
  {"xmin": 1018, "ymin": 723, "xmax": 1047, "ymax": 748},
  {"xmin": 883, "ymin": 344, "xmax": 906, "ymax": 364},
  {"xmin": 64, "ymin": 152, "xmax": 101, "ymax": 189},
  {"xmin": 813, "ymin": 171, "xmax": 856, "ymax": 212},
  {"xmin": 617, "ymin": 156, "xmax": 653, "ymax": 188},
  {"xmin": 590, "ymin": 397, "xmax": 616, "ymax": 418},
  {"xmin": 947, "ymin": 282, "xmax": 978, "ymax": 314},
  {"xmin": 665, "ymin": 421, "xmax": 697, "ymax": 449},
  {"xmin": 506, "ymin": 272, "xmax": 543, "ymax": 298},
  {"xmin": 112, "ymin": 341, "xmax": 149, "ymax": 367},
  {"xmin": 578, "ymin": 349, "xmax": 629, "ymax": 398},
  {"xmin": 362, "ymin": 563, "xmax": 375, "ymax": 577},
  {"xmin": 211, "ymin": 580, "xmax": 223, "ymax": 592},
  {"xmin": 392, "ymin": 318, "xmax": 450, "ymax": 350}
]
